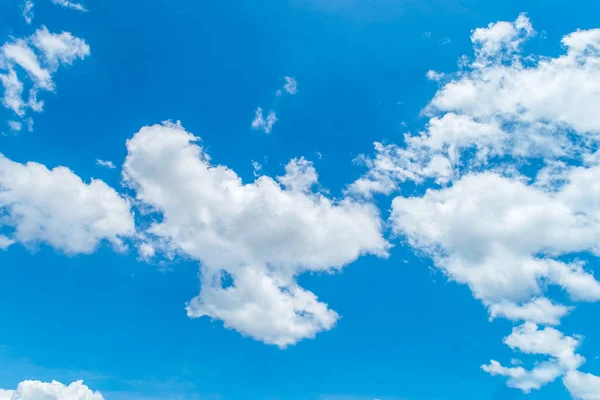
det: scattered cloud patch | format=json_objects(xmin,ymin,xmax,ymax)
[
  {"xmin": 50, "ymin": 0, "xmax": 87, "ymax": 12},
  {"xmin": 426, "ymin": 70, "xmax": 444, "ymax": 81},
  {"xmin": 251, "ymin": 107, "xmax": 277, "ymax": 133},
  {"xmin": 0, "ymin": 27, "xmax": 89, "ymax": 129},
  {"xmin": 7, "ymin": 120, "xmax": 22, "ymax": 132},
  {"xmin": 96, "ymin": 159, "xmax": 116, "ymax": 169},
  {"xmin": 22, "ymin": 0, "xmax": 34, "ymax": 24},
  {"xmin": 283, "ymin": 76, "xmax": 297, "ymax": 95}
]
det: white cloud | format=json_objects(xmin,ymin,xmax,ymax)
[
  {"xmin": 251, "ymin": 107, "xmax": 277, "ymax": 133},
  {"xmin": 388, "ymin": 166, "xmax": 600, "ymax": 392},
  {"xmin": 352, "ymin": 14, "xmax": 600, "ymax": 197},
  {"xmin": 96, "ymin": 159, "xmax": 116, "ymax": 169},
  {"xmin": 32, "ymin": 27, "xmax": 90, "ymax": 68},
  {"xmin": 470, "ymin": 13, "xmax": 534, "ymax": 64},
  {"xmin": 0, "ymin": 69, "xmax": 26, "ymax": 116},
  {"xmin": 0, "ymin": 27, "xmax": 89, "ymax": 128},
  {"xmin": 0, "ymin": 235, "xmax": 14, "ymax": 250},
  {"xmin": 564, "ymin": 370, "xmax": 600, "ymax": 400},
  {"xmin": 0, "ymin": 153, "xmax": 135, "ymax": 254},
  {"xmin": 50, "ymin": 0, "xmax": 87, "ymax": 12},
  {"xmin": 0, "ymin": 380, "xmax": 103, "ymax": 400},
  {"xmin": 487, "ymin": 298, "xmax": 572, "ymax": 326},
  {"xmin": 426, "ymin": 70, "xmax": 444, "ymax": 81},
  {"xmin": 7, "ymin": 120, "xmax": 22, "ymax": 132},
  {"xmin": 2, "ymin": 39, "xmax": 52, "ymax": 90},
  {"xmin": 22, "ymin": 1, "xmax": 34, "ymax": 24},
  {"xmin": 122, "ymin": 122, "xmax": 389, "ymax": 347},
  {"xmin": 390, "ymin": 171, "xmax": 600, "ymax": 312},
  {"xmin": 283, "ymin": 76, "xmax": 297, "ymax": 94},
  {"xmin": 277, "ymin": 157, "xmax": 318, "ymax": 192},
  {"xmin": 483, "ymin": 323, "xmax": 584, "ymax": 392}
]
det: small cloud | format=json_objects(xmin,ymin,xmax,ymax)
[
  {"xmin": 138, "ymin": 242, "xmax": 156, "ymax": 260},
  {"xmin": 22, "ymin": 0, "xmax": 34, "ymax": 24},
  {"xmin": 252, "ymin": 160, "xmax": 263, "ymax": 177},
  {"xmin": 283, "ymin": 76, "xmax": 298, "ymax": 95},
  {"xmin": 426, "ymin": 70, "xmax": 445, "ymax": 81},
  {"xmin": 440, "ymin": 38, "xmax": 451, "ymax": 45},
  {"xmin": 251, "ymin": 107, "xmax": 277, "ymax": 133},
  {"xmin": 423, "ymin": 31, "xmax": 432, "ymax": 38},
  {"xmin": 96, "ymin": 159, "xmax": 116, "ymax": 169},
  {"xmin": 50, "ymin": 0, "xmax": 87, "ymax": 11},
  {"xmin": 7, "ymin": 120, "xmax": 22, "ymax": 132},
  {"xmin": 316, "ymin": 151, "xmax": 323, "ymax": 160},
  {"xmin": 0, "ymin": 234, "xmax": 15, "ymax": 250}
]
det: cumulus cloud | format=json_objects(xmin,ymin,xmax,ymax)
[
  {"xmin": 251, "ymin": 107, "xmax": 277, "ymax": 133},
  {"xmin": 0, "ymin": 154, "xmax": 135, "ymax": 254},
  {"xmin": 482, "ymin": 323, "xmax": 584, "ymax": 392},
  {"xmin": 0, "ymin": 27, "xmax": 89, "ymax": 129},
  {"xmin": 351, "ymin": 13, "xmax": 600, "ymax": 197},
  {"xmin": 564, "ymin": 370, "xmax": 600, "ymax": 400},
  {"xmin": 0, "ymin": 380, "xmax": 103, "ymax": 400},
  {"xmin": 122, "ymin": 122, "xmax": 389, "ymax": 347},
  {"xmin": 348, "ymin": 13, "xmax": 600, "ymax": 396}
]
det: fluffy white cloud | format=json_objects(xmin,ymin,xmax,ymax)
[
  {"xmin": 357, "ymin": 14, "xmax": 600, "ymax": 395},
  {"xmin": 564, "ymin": 370, "xmax": 600, "ymax": 400},
  {"xmin": 0, "ymin": 154, "xmax": 135, "ymax": 254},
  {"xmin": 251, "ymin": 107, "xmax": 277, "ymax": 133},
  {"xmin": 0, "ymin": 380, "xmax": 103, "ymax": 400},
  {"xmin": 32, "ymin": 27, "xmax": 90, "ymax": 68},
  {"xmin": 276, "ymin": 157, "xmax": 318, "ymax": 192},
  {"xmin": 50, "ymin": 0, "xmax": 87, "ymax": 12},
  {"xmin": 352, "ymin": 14, "xmax": 600, "ymax": 197},
  {"xmin": 487, "ymin": 298, "xmax": 572, "ymax": 326},
  {"xmin": 483, "ymin": 323, "xmax": 584, "ymax": 392},
  {"xmin": 390, "ymin": 172, "xmax": 600, "ymax": 306},
  {"xmin": 123, "ymin": 122, "xmax": 389, "ymax": 346},
  {"xmin": 0, "ymin": 27, "xmax": 89, "ymax": 129}
]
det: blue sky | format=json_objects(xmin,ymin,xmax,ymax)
[{"xmin": 2, "ymin": 0, "xmax": 600, "ymax": 399}]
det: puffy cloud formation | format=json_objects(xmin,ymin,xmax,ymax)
[
  {"xmin": 0, "ymin": 27, "xmax": 89, "ymax": 129},
  {"xmin": 0, "ymin": 154, "xmax": 135, "ymax": 254},
  {"xmin": 564, "ymin": 370, "xmax": 600, "ymax": 400},
  {"xmin": 123, "ymin": 122, "xmax": 389, "ymax": 347},
  {"xmin": 350, "ymin": 13, "xmax": 600, "ymax": 395},
  {"xmin": 482, "ymin": 323, "xmax": 584, "ymax": 392},
  {"xmin": 0, "ymin": 380, "xmax": 103, "ymax": 400},
  {"xmin": 351, "ymin": 13, "xmax": 600, "ymax": 196}
]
